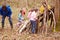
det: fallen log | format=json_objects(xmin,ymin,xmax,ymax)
[{"xmin": 18, "ymin": 20, "xmax": 30, "ymax": 33}]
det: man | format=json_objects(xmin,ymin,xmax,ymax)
[{"xmin": 0, "ymin": 3, "xmax": 13, "ymax": 29}]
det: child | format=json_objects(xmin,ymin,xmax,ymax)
[
  {"xmin": 27, "ymin": 8, "xmax": 38, "ymax": 34},
  {"xmin": 16, "ymin": 10, "xmax": 24, "ymax": 27}
]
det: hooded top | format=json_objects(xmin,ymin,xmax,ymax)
[{"xmin": 0, "ymin": 5, "xmax": 12, "ymax": 17}]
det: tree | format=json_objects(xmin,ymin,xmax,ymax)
[{"xmin": 55, "ymin": 0, "xmax": 60, "ymax": 22}]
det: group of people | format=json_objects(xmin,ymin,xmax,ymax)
[{"xmin": 0, "ymin": 1, "xmax": 54, "ymax": 34}]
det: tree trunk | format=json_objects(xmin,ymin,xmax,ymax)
[{"xmin": 55, "ymin": 0, "xmax": 60, "ymax": 22}]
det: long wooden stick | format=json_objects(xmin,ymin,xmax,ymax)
[
  {"xmin": 43, "ymin": 9, "xmax": 48, "ymax": 34},
  {"xmin": 26, "ymin": 0, "xmax": 28, "ymax": 9},
  {"xmin": 43, "ymin": 0, "xmax": 48, "ymax": 34},
  {"xmin": 50, "ymin": 10, "xmax": 56, "ymax": 32}
]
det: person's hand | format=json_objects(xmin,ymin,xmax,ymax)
[
  {"xmin": 6, "ymin": 16, "xmax": 9, "ymax": 19},
  {"xmin": 0, "ymin": 16, "xmax": 2, "ymax": 18}
]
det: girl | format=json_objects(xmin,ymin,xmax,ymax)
[
  {"xmin": 27, "ymin": 9, "xmax": 38, "ymax": 33},
  {"xmin": 16, "ymin": 10, "xmax": 24, "ymax": 27}
]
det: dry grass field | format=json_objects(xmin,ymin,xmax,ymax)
[{"xmin": 0, "ymin": 0, "xmax": 60, "ymax": 40}]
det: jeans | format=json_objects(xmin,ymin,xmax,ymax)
[
  {"xmin": 30, "ymin": 20, "xmax": 37, "ymax": 33},
  {"xmin": 2, "ymin": 16, "xmax": 13, "ymax": 28}
]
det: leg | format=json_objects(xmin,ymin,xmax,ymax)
[
  {"xmin": 2, "ymin": 16, "xmax": 5, "ymax": 28},
  {"xmin": 30, "ymin": 20, "xmax": 37, "ymax": 34},
  {"xmin": 8, "ymin": 17, "xmax": 13, "ymax": 29},
  {"xmin": 16, "ymin": 21, "xmax": 22, "ymax": 27},
  {"xmin": 39, "ymin": 14, "xmax": 44, "ymax": 27},
  {"xmin": 49, "ymin": 14, "xmax": 53, "ymax": 27},
  {"xmin": 40, "ymin": 18, "xmax": 43, "ymax": 27},
  {"xmin": 48, "ymin": 13, "xmax": 53, "ymax": 32}
]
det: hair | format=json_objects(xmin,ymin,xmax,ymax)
[
  {"xmin": 2, "ymin": 5, "xmax": 6, "ymax": 10},
  {"xmin": 35, "ymin": 9, "xmax": 38, "ymax": 12},
  {"xmin": 2, "ymin": 1, "xmax": 7, "ymax": 10},
  {"xmin": 20, "ymin": 10, "xmax": 22, "ymax": 13}
]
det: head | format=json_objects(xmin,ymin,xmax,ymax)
[
  {"xmin": 20, "ymin": 10, "xmax": 22, "ymax": 13},
  {"xmin": 29, "ymin": 9, "xmax": 34, "ymax": 12},
  {"xmin": 22, "ymin": 8, "xmax": 26, "ymax": 12},
  {"xmin": 2, "ymin": 2, "xmax": 7, "ymax": 10},
  {"xmin": 42, "ymin": 1, "xmax": 47, "ymax": 7},
  {"xmin": 50, "ymin": 6, "xmax": 55, "ymax": 13},
  {"xmin": 35, "ymin": 8, "xmax": 38, "ymax": 12},
  {"xmin": 2, "ymin": 5, "xmax": 6, "ymax": 10}
]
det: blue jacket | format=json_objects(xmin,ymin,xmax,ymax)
[{"xmin": 0, "ymin": 5, "xmax": 12, "ymax": 17}]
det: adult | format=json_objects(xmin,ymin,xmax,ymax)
[{"xmin": 0, "ymin": 3, "xmax": 13, "ymax": 29}]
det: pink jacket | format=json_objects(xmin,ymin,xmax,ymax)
[{"xmin": 27, "ymin": 11, "xmax": 37, "ymax": 21}]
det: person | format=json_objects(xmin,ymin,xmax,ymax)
[
  {"xmin": 21, "ymin": 8, "xmax": 26, "ymax": 16},
  {"xmin": 16, "ymin": 10, "xmax": 24, "ymax": 27},
  {"xmin": 27, "ymin": 8, "xmax": 38, "ymax": 34},
  {"xmin": 39, "ymin": 1, "xmax": 51, "ymax": 27},
  {"xmin": 40, "ymin": 1, "xmax": 51, "ymax": 14},
  {"xmin": 0, "ymin": 3, "xmax": 13, "ymax": 29}
]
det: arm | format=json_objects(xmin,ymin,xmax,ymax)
[
  {"xmin": 0, "ymin": 6, "xmax": 1, "ymax": 15},
  {"xmin": 0, "ymin": 7, "xmax": 2, "ymax": 16},
  {"xmin": 27, "ymin": 12, "xmax": 31, "ymax": 19},
  {"xmin": 18, "ymin": 13, "xmax": 21, "ymax": 19},
  {"xmin": 0, "ymin": 9, "xmax": 1, "ymax": 15},
  {"xmin": 7, "ymin": 7, "xmax": 12, "ymax": 17}
]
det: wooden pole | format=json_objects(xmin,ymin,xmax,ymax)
[
  {"xmin": 44, "ymin": 0, "xmax": 48, "ymax": 35},
  {"xmin": 43, "ymin": 10, "xmax": 48, "ymax": 35},
  {"xmin": 50, "ymin": 10, "xmax": 56, "ymax": 32},
  {"xmin": 55, "ymin": 0, "xmax": 59, "ymax": 22},
  {"xmin": 26, "ymin": 0, "xmax": 28, "ymax": 9}
]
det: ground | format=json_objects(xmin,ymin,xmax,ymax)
[
  {"xmin": 0, "ymin": 0, "xmax": 60, "ymax": 40},
  {"xmin": 0, "ymin": 27, "xmax": 60, "ymax": 40}
]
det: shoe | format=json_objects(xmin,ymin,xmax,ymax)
[
  {"xmin": 11, "ymin": 26, "xmax": 13, "ymax": 30},
  {"xmin": 2, "ymin": 26, "xmax": 4, "ymax": 29}
]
